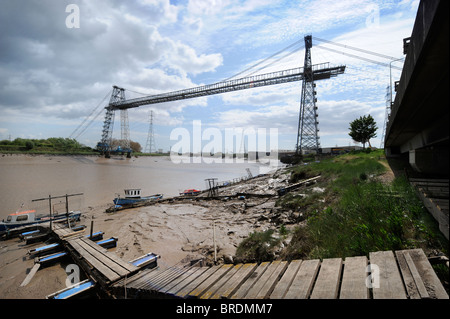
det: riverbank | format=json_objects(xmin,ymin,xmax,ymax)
[{"xmin": 1, "ymin": 150, "xmax": 448, "ymax": 298}]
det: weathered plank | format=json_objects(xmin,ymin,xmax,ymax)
[
  {"xmin": 231, "ymin": 262, "xmax": 270, "ymax": 299},
  {"xmin": 166, "ymin": 267, "xmax": 209, "ymax": 296},
  {"xmin": 339, "ymin": 256, "xmax": 369, "ymax": 299},
  {"xmin": 203, "ymin": 264, "xmax": 243, "ymax": 299},
  {"xmin": 73, "ymin": 238, "xmax": 130, "ymax": 278},
  {"xmin": 245, "ymin": 261, "xmax": 284, "ymax": 299},
  {"xmin": 218, "ymin": 263, "xmax": 258, "ymax": 299},
  {"xmin": 284, "ymin": 259, "xmax": 320, "ymax": 299},
  {"xmin": 188, "ymin": 264, "xmax": 233, "ymax": 298},
  {"xmin": 310, "ymin": 258, "xmax": 342, "ymax": 299},
  {"xmin": 396, "ymin": 249, "xmax": 448, "ymax": 299},
  {"xmin": 20, "ymin": 263, "xmax": 41, "ymax": 287},
  {"xmin": 69, "ymin": 239, "xmax": 120, "ymax": 282},
  {"xmin": 144, "ymin": 267, "xmax": 187, "ymax": 291},
  {"xmin": 369, "ymin": 251, "xmax": 406, "ymax": 299},
  {"xmin": 176, "ymin": 266, "xmax": 220, "ymax": 298},
  {"xmin": 270, "ymin": 260, "xmax": 302, "ymax": 299},
  {"xmin": 79, "ymin": 237, "xmax": 137, "ymax": 273},
  {"xmin": 159, "ymin": 266, "xmax": 202, "ymax": 294},
  {"xmin": 256, "ymin": 260, "xmax": 288, "ymax": 299}
]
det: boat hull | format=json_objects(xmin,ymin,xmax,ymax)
[
  {"xmin": 0, "ymin": 212, "xmax": 81, "ymax": 232},
  {"xmin": 113, "ymin": 194, "xmax": 162, "ymax": 205}
]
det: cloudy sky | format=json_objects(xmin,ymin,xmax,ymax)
[{"xmin": 0, "ymin": 0, "xmax": 419, "ymax": 152}]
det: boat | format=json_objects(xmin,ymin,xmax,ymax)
[
  {"xmin": 0, "ymin": 209, "xmax": 81, "ymax": 232},
  {"xmin": 179, "ymin": 189, "xmax": 201, "ymax": 196},
  {"xmin": 113, "ymin": 188, "xmax": 163, "ymax": 206}
]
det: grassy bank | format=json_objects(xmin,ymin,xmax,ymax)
[
  {"xmin": 0, "ymin": 137, "xmax": 98, "ymax": 155},
  {"xmin": 236, "ymin": 149, "xmax": 448, "ymax": 263}
]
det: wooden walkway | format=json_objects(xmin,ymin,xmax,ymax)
[
  {"xmin": 52, "ymin": 224, "xmax": 139, "ymax": 286},
  {"xmin": 112, "ymin": 249, "xmax": 448, "ymax": 299}
]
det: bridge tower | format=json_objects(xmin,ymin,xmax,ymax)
[
  {"xmin": 296, "ymin": 35, "xmax": 320, "ymax": 154},
  {"xmin": 97, "ymin": 86, "xmax": 131, "ymax": 157}
]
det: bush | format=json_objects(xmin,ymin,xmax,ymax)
[
  {"xmin": 235, "ymin": 230, "xmax": 281, "ymax": 263},
  {"xmin": 25, "ymin": 141, "xmax": 34, "ymax": 150}
]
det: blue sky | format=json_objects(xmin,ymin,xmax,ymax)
[{"xmin": 0, "ymin": 0, "xmax": 420, "ymax": 152}]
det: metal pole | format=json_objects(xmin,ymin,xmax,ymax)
[
  {"xmin": 213, "ymin": 221, "xmax": 217, "ymax": 264},
  {"xmin": 90, "ymin": 219, "xmax": 94, "ymax": 240},
  {"xmin": 389, "ymin": 57, "xmax": 404, "ymax": 105},
  {"xmin": 65, "ymin": 194, "xmax": 71, "ymax": 230},
  {"xmin": 48, "ymin": 195, "xmax": 52, "ymax": 231}
]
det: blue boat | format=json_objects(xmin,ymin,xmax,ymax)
[
  {"xmin": 47, "ymin": 279, "xmax": 95, "ymax": 299},
  {"xmin": 0, "ymin": 210, "xmax": 81, "ymax": 232},
  {"xmin": 113, "ymin": 189, "xmax": 163, "ymax": 205}
]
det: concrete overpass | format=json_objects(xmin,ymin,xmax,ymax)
[{"xmin": 384, "ymin": 0, "xmax": 449, "ymax": 177}]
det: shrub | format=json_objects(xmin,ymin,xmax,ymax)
[{"xmin": 235, "ymin": 230, "xmax": 281, "ymax": 263}]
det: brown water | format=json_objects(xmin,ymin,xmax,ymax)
[{"xmin": 0, "ymin": 155, "xmax": 276, "ymax": 219}]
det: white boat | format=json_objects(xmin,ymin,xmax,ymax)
[{"xmin": 0, "ymin": 209, "xmax": 81, "ymax": 232}]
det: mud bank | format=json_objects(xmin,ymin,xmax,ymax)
[{"xmin": 1, "ymin": 168, "xmax": 301, "ymax": 298}]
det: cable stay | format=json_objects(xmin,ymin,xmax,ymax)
[
  {"xmin": 69, "ymin": 89, "xmax": 111, "ymax": 139},
  {"xmin": 223, "ymin": 38, "xmax": 305, "ymax": 81},
  {"xmin": 313, "ymin": 37, "xmax": 399, "ymax": 61},
  {"xmin": 315, "ymin": 45, "xmax": 403, "ymax": 70}
]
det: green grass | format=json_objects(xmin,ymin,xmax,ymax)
[{"xmin": 239, "ymin": 149, "xmax": 448, "ymax": 262}]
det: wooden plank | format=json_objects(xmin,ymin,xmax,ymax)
[
  {"xmin": 20, "ymin": 263, "xmax": 41, "ymax": 287},
  {"xmin": 369, "ymin": 251, "xmax": 406, "ymax": 299},
  {"xmin": 73, "ymin": 238, "xmax": 130, "ymax": 278},
  {"xmin": 339, "ymin": 256, "xmax": 369, "ymax": 299},
  {"xmin": 160, "ymin": 267, "xmax": 202, "ymax": 294},
  {"xmin": 256, "ymin": 260, "xmax": 288, "ymax": 299},
  {"xmin": 231, "ymin": 262, "xmax": 270, "ymax": 299},
  {"xmin": 271, "ymin": 260, "xmax": 302, "ymax": 299},
  {"xmin": 79, "ymin": 237, "xmax": 137, "ymax": 273},
  {"xmin": 166, "ymin": 267, "xmax": 209, "ymax": 296},
  {"xmin": 218, "ymin": 263, "xmax": 258, "ymax": 299},
  {"xmin": 245, "ymin": 261, "xmax": 283, "ymax": 299},
  {"xmin": 176, "ymin": 266, "xmax": 220, "ymax": 298},
  {"xmin": 187, "ymin": 264, "xmax": 233, "ymax": 298},
  {"xmin": 310, "ymin": 258, "xmax": 342, "ymax": 299},
  {"xmin": 69, "ymin": 239, "xmax": 120, "ymax": 282},
  {"xmin": 284, "ymin": 259, "xmax": 320, "ymax": 299},
  {"xmin": 395, "ymin": 250, "xmax": 420, "ymax": 299},
  {"xmin": 203, "ymin": 264, "xmax": 243, "ymax": 299},
  {"xmin": 143, "ymin": 267, "xmax": 187, "ymax": 291},
  {"xmin": 397, "ymin": 249, "xmax": 448, "ymax": 299}
]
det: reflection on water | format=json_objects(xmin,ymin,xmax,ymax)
[{"xmin": 0, "ymin": 155, "xmax": 277, "ymax": 219}]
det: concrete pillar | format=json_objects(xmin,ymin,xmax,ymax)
[{"xmin": 409, "ymin": 147, "xmax": 449, "ymax": 175}]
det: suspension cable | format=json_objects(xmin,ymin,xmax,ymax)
[
  {"xmin": 315, "ymin": 45, "xmax": 403, "ymax": 70},
  {"xmin": 313, "ymin": 37, "xmax": 399, "ymax": 61},
  {"xmin": 69, "ymin": 89, "xmax": 111, "ymax": 139}
]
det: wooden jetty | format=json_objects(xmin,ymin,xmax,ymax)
[
  {"xmin": 51, "ymin": 224, "xmax": 140, "ymax": 288},
  {"xmin": 111, "ymin": 248, "xmax": 448, "ymax": 299}
]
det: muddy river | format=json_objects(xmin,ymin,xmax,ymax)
[{"xmin": 0, "ymin": 154, "xmax": 277, "ymax": 219}]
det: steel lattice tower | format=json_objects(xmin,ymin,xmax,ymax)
[
  {"xmin": 296, "ymin": 35, "xmax": 320, "ymax": 154},
  {"xmin": 99, "ymin": 86, "xmax": 126, "ymax": 152},
  {"xmin": 120, "ymin": 109, "xmax": 130, "ymax": 150},
  {"xmin": 144, "ymin": 110, "xmax": 156, "ymax": 154}
]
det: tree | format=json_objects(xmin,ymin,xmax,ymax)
[{"xmin": 349, "ymin": 115, "xmax": 378, "ymax": 149}]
